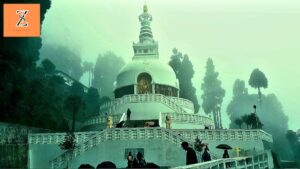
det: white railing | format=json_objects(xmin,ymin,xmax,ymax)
[
  {"xmin": 28, "ymin": 132, "xmax": 98, "ymax": 145},
  {"xmin": 172, "ymin": 129, "xmax": 273, "ymax": 143},
  {"xmin": 48, "ymin": 128, "xmax": 272, "ymax": 168},
  {"xmin": 0, "ymin": 122, "xmax": 52, "ymax": 144},
  {"xmin": 49, "ymin": 128, "xmax": 192, "ymax": 168},
  {"xmin": 160, "ymin": 112, "xmax": 214, "ymax": 127},
  {"xmin": 99, "ymin": 94, "xmax": 192, "ymax": 114},
  {"xmin": 167, "ymin": 96, "xmax": 194, "ymax": 110},
  {"xmin": 82, "ymin": 114, "xmax": 123, "ymax": 127},
  {"xmin": 171, "ymin": 151, "xmax": 270, "ymax": 169},
  {"xmin": 83, "ymin": 112, "xmax": 214, "ymax": 129}
]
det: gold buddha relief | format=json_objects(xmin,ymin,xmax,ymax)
[{"xmin": 137, "ymin": 73, "xmax": 152, "ymax": 94}]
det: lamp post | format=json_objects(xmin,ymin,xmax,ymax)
[{"xmin": 253, "ymin": 105, "xmax": 259, "ymax": 129}]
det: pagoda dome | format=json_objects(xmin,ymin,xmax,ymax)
[{"xmin": 115, "ymin": 59, "xmax": 178, "ymax": 90}]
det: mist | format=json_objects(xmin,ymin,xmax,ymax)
[{"xmin": 40, "ymin": 0, "xmax": 300, "ymax": 130}]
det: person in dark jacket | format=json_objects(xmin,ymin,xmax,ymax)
[
  {"xmin": 223, "ymin": 149, "xmax": 230, "ymax": 158},
  {"xmin": 127, "ymin": 108, "xmax": 131, "ymax": 121},
  {"xmin": 201, "ymin": 146, "xmax": 211, "ymax": 162},
  {"xmin": 181, "ymin": 142, "xmax": 198, "ymax": 165},
  {"xmin": 132, "ymin": 152, "xmax": 146, "ymax": 168},
  {"xmin": 127, "ymin": 152, "xmax": 133, "ymax": 168}
]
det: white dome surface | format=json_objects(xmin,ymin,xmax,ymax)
[{"xmin": 115, "ymin": 59, "xmax": 178, "ymax": 89}]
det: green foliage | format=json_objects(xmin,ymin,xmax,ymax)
[
  {"xmin": 92, "ymin": 52, "xmax": 125, "ymax": 98},
  {"xmin": 82, "ymin": 61, "xmax": 94, "ymax": 86},
  {"xmin": 84, "ymin": 87, "xmax": 100, "ymax": 116},
  {"xmin": 227, "ymin": 78, "xmax": 292, "ymax": 160},
  {"xmin": 65, "ymin": 96, "xmax": 85, "ymax": 132},
  {"xmin": 41, "ymin": 59, "xmax": 56, "ymax": 74},
  {"xmin": 239, "ymin": 113, "xmax": 263, "ymax": 129},
  {"xmin": 70, "ymin": 81, "xmax": 85, "ymax": 98},
  {"xmin": 169, "ymin": 48, "xmax": 200, "ymax": 113},
  {"xmin": 249, "ymin": 68, "xmax": 268, "ymax": 103},
  {"xmin": 249, "ymin": 68, "xmax": 268, "ymax": 89},
  {"xmin": 178, "ymin": 55, "xmax": 200, "ymax": 112},
  {"xmin": 169, "ymin": 48, "xmax": 183, "ymax": 78},
  {"xmin": 40, "ymin": 45, "xmax": 84, "ymax": 80},
  {"xmin": 234, "ymin": 118, "xmax": 243, "ymax": 129},
  {"xmin": 194, "ymin": 137, "xmax": 205, "ymax": 152},
  {"xmin": 201, "ymin": 58, "xmax": 225, "ymax": 114},
  {"xmin": 233, "ymin": 79, "xmax": 247, "ymax": 97},
  {"xmin": 59, "ymin": 132, "xmax": 76, "ymax": 150},
  {"xmin": 286, "ymin": 130, "xmax": 300, "ymax": 165}
]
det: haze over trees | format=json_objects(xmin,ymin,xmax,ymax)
[
  {"xmin": 286, "ymin": 130, "xmax": 300, "ymax": 165},
  {"xmin": 169, "ymin": 48, "xmax": 200, "ymax": 113},
  {"xmin": 227, "ymin": 77, "xmax": 292, "ymax": 161},
  {"xmin": 82, "ymin": 61, "xmax": 94, "ymax": 87},
  {"xmin": 40, "ymin": 45, "xmax": 84, "ymax": 80},
  {"xmin": 92, "ymin": 52, "xmax": 125, "ymax": 98},
  {"xmin": 201, "ymin": 58, "xmax": 225, "ymax": 128}
]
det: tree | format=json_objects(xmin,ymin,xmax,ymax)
[
  {"xmin": 194, "ymin": 137, "xmax": 205, "ymax": 153},
  {"xmin": 70, "ymin": 81, "xmax": 85, "ymax": 98},
  {"xmin": 234, "ymin": 118, "xmax": 243, "ymax": 129},
  {"xmin": 39, "ymin": 45, "xmax": 84, "ymax": 80},
  {"xmin": 82, "ymin": 61, "xmax": 94, "ymax": 87},
  {"xmin": 249, "ymin": 68, "xmax": 268, "ymax": 104},
  {"xmin": 233, "ymin": 79, "xmax": 247, "ymax": 97},
  {"xmin": 169, "ymin": 48, "xmax": 183, "ymax": 78},
  {"xmin": 248, "ymin": 112, "xmax": 263, "ymax": 129},
  {"xmin": 169, "ymin": 48, "xmax": 200, "ymax": 113},
  {"xmin": 92, "ymin": 52, "xmax": 125, "ymax": 98},
  {"xmin": 194, "ymin": 137, "xmax": 205, "ymax": 161},
  {"xmin": 178, "ymin": 55, "xmax": 200, "ymax": 112},
  {"xmin": 85, "ymin": 87, "xmax": 100, "ymax": 116},
  {"xmin": 65, "ymin": 81, "xmax": 86, "ymax": 132},
  {"xmin": 286, "ymin": 130, "xmax": 300, "ymax": 165},
  {"xmin": 227, "ymin": 78, "xmax": 292, "ymax": 160},
  {"xmin": 241, "ymin": 114, "xmax": 251, "ymax": 129},
  {"xmin": 64, "ymin": 96, "xmax": 85, "ymax": 132},
  {"xmin": 59, "ymin": 132, "xmax": 76, "ymax": 150},
  {"xmin": 201, "ymin": 58, "xmax": 225, "ymax": 128},
  {"xmin": 41, "ymin": 58, "xmax": 56, "ymax": 74}
]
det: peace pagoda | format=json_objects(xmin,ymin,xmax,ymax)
[{"xmin": 28, "ymin": 5, "xmax": 274, "ymax": 169}]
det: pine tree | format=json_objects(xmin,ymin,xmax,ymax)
[
  {"xmin": 201, "ymin": 58, "xmax": 225, "ymax": 128},
  {"xmin": 93, "ymin": 52, "xmax": 125, "ymax": 98},
  {"xmin": 169, "ymin": 48, "xmax": 200, "ymax": 113},
  {"xmin": 249, "ymin": 68, "xmax": 268, "ymax": 105}
]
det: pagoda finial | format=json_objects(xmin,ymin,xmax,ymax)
[
  {"xmin": 138, "ymin": 4, "xmax": 154, "ymax": 43},
  {"xmin": 143, "ymin": 3, "xmax": 148, "ymax": 13}
]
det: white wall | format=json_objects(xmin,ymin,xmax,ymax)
[{"xmin": 29, "ymin": 137, "xmax": 266, "ymax": 168}]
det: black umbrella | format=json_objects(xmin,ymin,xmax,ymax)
[{"xmin": 216, "ymin": 144, "xmax": 232, "ymax": 150}]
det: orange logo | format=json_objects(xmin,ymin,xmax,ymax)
[{"xmin": 3, "ymin": 4, "xmax": 40, "ymax": 37}]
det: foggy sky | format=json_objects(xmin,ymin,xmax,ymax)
[{"xmin": 41, "ymin": 0, "xmax": 300, "ymax": 130}]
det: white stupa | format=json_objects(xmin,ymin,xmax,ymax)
[{"xmin": 28, "ymin": 5, "xmax": 274, "ymax": 169}]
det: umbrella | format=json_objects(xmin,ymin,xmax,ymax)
[{"xmin": 216, "ymin": 144, "xmax": 232, "ymax": 150}]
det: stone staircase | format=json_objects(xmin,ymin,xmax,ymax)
[
  {"xmin": 46, "ymin": 128, "xmax": 273, "ymax": 168},
  {"xmin": 49, "ymin": 128, "xmax": 193, "ymax": 168}
]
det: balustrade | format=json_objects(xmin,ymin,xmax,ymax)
[
  {"xmin": 48, "ymin": 128, "xmax": 272, "ymax": 168},
  {"xmin": 170, "ymin": 151, "xmax": 270, "ymax": 169},
  {"xmin": 99, "ymin": 94, "xmax": 193, "ymax": 113}
]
